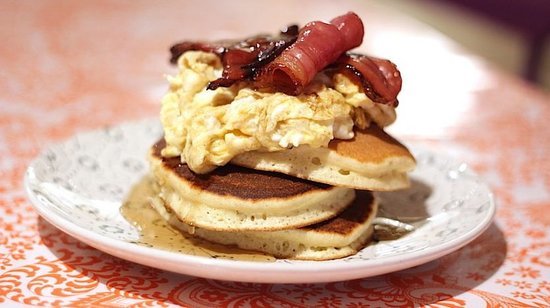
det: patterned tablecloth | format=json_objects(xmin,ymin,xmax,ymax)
[{"xmin": 1, "ymin": 1, "xmax": 549, "ymax": 306}]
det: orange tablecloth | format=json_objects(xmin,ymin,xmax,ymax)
[{"xmin": 1, "ymin": 1, "xmax": 549, "ymax": 306}]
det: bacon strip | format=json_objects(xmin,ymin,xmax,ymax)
[
  {"xmin": 253, "ymin": 12, "xmax": 364, "ymax": 95},
  {"xmin": 333, "ymin": 54, "xmax": 402, "ymax": 106},
  {"xmin": 168, "ymin": 12, "xmax": 402, "ymax": 106},
  {"xmin": 169, "ymin": 26, "xmax": 298, "ymax": 90}
]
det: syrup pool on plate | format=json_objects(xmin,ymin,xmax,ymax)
[{"xmin": 120, "ymin": 176, "xmax": 275, "ymax": 262}]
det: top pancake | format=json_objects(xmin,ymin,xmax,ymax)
[
  {"xmin": 231, "ymin": 124, "xmax": 416, "ymax": 191},
  {"xmin": 329, "ymin": 124, "xmax": 413, "ymax": 164}
]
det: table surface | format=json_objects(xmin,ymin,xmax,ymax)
[{"xmin": 1, "ymin": 0, "xmax": 549, "ymax": 306}]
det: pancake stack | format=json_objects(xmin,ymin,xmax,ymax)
[
  {"xmin": 149, "ymin": 12, "xmax": 416, "ymax": 260},
  {"xmin": 148, "ymin": 125, "xmax": 415, "ymax": 260}
]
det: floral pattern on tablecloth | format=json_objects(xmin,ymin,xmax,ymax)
[{"xmin": 1, "ymin": 0, "xmax": 549, "ymax": 306}]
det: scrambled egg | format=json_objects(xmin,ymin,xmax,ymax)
[{"xmin": 161, "ymin": 51, "xmax": 396, "ymax": 173}]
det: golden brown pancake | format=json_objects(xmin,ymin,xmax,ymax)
[
  {"xmin": 231, "ymin": 125, "xmax": 416, "ymax": 191},
  {"xmin": 329, "ymin": 124, "xmax": 413, "ymax": 164},
  {"xmin": 151, "ymin": 190, "xmax": 378, "ymax": 260},
  {"xmin": 148, "ymin": 140, "xmax": 356, "ymax": 232}
]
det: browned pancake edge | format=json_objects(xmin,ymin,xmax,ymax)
[
  {"xmin": 152, "ymin": 139, "xmax": 333, "ymax": 200},
  {"xmin": 302, "ymin": 191, "xmax": 375, "ymax": 235},
  {"xmin": 328, "ymin": 124, "xmax": 414, "ymax": 164}
]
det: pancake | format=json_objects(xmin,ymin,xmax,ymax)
[
  {"xmin": 148, "ymin": 140, "xmax": 355, "ymax": 232},
  {"xmin": 151, "ymin": 190, "xmax": 378, "ymax": 260},
  {"xmin": 231, "ymin": 124, "xmax": 416, "ymax": 191}
]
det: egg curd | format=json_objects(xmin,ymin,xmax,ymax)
[{"xmin": 161, "ymin": 51, "xmax": 396, "ymax": 174}]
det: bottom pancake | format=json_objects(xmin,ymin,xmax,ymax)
[
  {"xmin": 150, "ymin": 191, "xmax": 378, "ymax": 260},
  {"xmin": 149, "ymin": 140, "xmax": 355, "ymax": 231}
]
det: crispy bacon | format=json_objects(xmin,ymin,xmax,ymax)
[
  {"xmin": 254, "ymin": 12, "xmax": 364, "ymax": 95},
  {"xmin": 170, "ymin": 25, "xmax": 299, "ymax": 89},
  {"xmin": 333, "ymin": 54, "xmax": 402, "ymax": 106},
  {"xmin": 168, "ymin": 12, "xmax": 402, "ymax": 106}
]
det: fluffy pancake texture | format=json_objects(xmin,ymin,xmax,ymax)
[
  {"xmin": 150, "ymin": 190, "xmax": 378, "ymax": 260},
  {"xmin": 231, "ymin": 124, "xmax": 416, "ymax": 190},
  {"xmin": 148, "ymin": 140, "xmax": 355, "ymax": 231}
]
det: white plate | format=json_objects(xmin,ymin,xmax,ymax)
[{"xmin": 25, "ymin": 119, "xmax": 495, "ymax": 284}]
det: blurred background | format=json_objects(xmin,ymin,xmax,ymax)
[{"xmin": 375, "ymin": 0, "xmax": 550, "ymax": 91}]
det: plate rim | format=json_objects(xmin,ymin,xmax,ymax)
[{"xmin": 24, "ymin": 120, "xmax": 496, "ymax": 284}]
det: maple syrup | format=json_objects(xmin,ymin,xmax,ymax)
[{"xmin": 120, "ymin": 176, "xmax": 275, "ymax": 262}]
